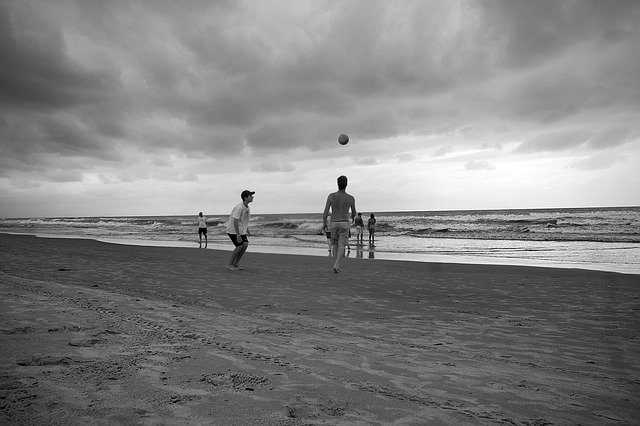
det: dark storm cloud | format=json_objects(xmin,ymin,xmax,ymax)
[
  {"xmin": 0, "ymin": 2, "xmax": 116, "ymax": 110},
  {"xmin": 0, "ymin": 1, "xmax": 125, "ymax": 171},
  {"xmin": 247, "ymin": 122, "xmax": 308, "ymax": 151},
  {"xmin": 474, "ymin": 0, "xmax": 640, "ymax": 69},
  {"xmin": 0, "ymin": 110, "xmax": 122, "ymax": 169},
  {"xmin": 472, "ymin": 0, "xmax": 640, "ymax": 125},
  {"xmin": 1, "ymin": 0, "xmax": 639, "ymax": 183},
  {"xmin": 48, "ymin": 169, "xmax": 84, "ymax": 183}
]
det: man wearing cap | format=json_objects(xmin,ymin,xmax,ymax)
[
  {"xmin": 323, "ymin": 175, "xmax": 356, "ymax": 273},
  {"xmin": 226, "ymin": 190, "xmax": 254, "ymax": 271}
]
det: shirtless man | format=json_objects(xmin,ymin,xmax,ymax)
[{"xmin": 323, "ymin": 175, "xmax": 356, "ymax": 273}]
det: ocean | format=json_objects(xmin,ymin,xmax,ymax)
[{"xmin": 1, "ymin": 206, "xmax": 638, "ymax": 274}]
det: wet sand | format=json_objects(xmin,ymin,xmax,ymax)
[{"xmin": 1, "ymin": 233, "xmax": 639, "ymax": 424}]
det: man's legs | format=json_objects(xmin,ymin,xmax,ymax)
[
  {"xmin": 330, "ymin": 224, "xmax": 339, "ymax": 268},
  {"xmin": 233, "ymin": 242, "xmax": 248, "ymax": 268},
  {"xmin": 330, "ymin": 222, "xmax": 349, "ymax": 272},
  {"xmin": 228, "ymin": 245, "xmax": 242, "ymax": 270},
  {"xmin": 227, "ymin": 235, "xmax": 248, "ymax": 270}
]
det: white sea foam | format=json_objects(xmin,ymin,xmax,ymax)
[{"xmin": 2, "ymin": 207, "xmax": 638, "ymax": 273}]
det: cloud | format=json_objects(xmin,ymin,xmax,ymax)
[
  {"xmin": 464, "ymin": 160, "xmax": 495, "ymax": 171},
  {"xmin": 516, "ymin": 129, "xmax": 592, "ymax": 153},
  {"xmin": 1, "ymin": 0, "xmax": 639, "ymax": 215},
  {"xmin": 480, "ymin": 142, "xmax": 503, "ymax": 150},
  {"xmin": 0, "ymin": 2, "xmax": 117, "ymax": 111},
  {"xmin": 516, "ymin": 125, "xmax": 640, "ymax": 154},
  {"xmin": 474, "ymin": 0, "xmax": 640, "ymax": 70},
  {"xmin": 587, "ymin": 127, "xmax": 637, "ymax": 150},
  {"xmin": 4, "ymin": 1, "xmax": 639, "ymax": 163},
  {"xmin": 354, "ymin": 157, "xmax": 379, "ymax": 166},
  {"xmin": 395, "ymin": 153, "xmax": 416, "ymax": 162},
  {"xmin": 569, "ymin": 153, "xmax": 624, "ymax": 171},
  {"xmin": 434, "ymin": 145, "xmax": 453, "ymax": 157},
  {"xmin": 49, "ymin": 170, "xmax": 84, "ymax": 183},
  {"xmin": 252, "ymin": 161, "xmax": 296, "ymax": 173}
]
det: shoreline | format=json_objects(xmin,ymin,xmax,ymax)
[
  {"xmin": 4, "ymin": 231, "xmax": 638, "ymax": 275},
  {"xmin": 1, "ymin": 232, "xmax": 638, "ymax": 424}
]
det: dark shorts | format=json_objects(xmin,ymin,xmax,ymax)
[
  {"xmin": 326, "ymin": 232, "xmax": 331, "ymax": 239},
  {"xmin": 228, "ymin": 234, "xmax": 248, "ymax": 247},
  {"xmin": 198, "ymin": 228, "xmax": 207, "ymax": 235}
]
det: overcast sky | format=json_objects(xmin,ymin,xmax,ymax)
[{"xmin": 1, "ymin": 0, "xmax": 639, "ymax": 217}]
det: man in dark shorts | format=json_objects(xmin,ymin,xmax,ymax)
[
  {"xmin": 197, "ymin": 212, "xmax": 207, "ymax": 246},
  {"xmin": 226, "ymin": 190, "xmax": 254, "ymax": 271}
]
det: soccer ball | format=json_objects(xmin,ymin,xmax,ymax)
[{"xmin": 338, "ymin": 134, "xmax": 349, "ymax": 145}]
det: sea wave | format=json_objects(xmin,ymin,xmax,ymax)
[{"xmin": 2, "ymin": 207, "xmax": 639, "ymax": 245}]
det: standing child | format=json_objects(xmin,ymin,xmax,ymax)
[
  {"xmin": 354, "ymin": 212, "xmax": 364, "ymax": 244},
  {"xmin": 368, "ymin": 213, "xmax": 376, "ymax": 245}
]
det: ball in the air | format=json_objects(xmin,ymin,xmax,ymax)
[{"xmin": 338, "ymin": 134, "xmax": 349, "ymax": 145}]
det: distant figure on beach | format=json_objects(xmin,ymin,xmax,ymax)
[
  {"xmin": 354, "ymin": 213, "xmax": 364, "ymax": 244},
  {"xmin": 324, "ymin": 215, "xmax": 332, "ymax": 253},
  {"xmin": 226, "ymin": 190, "xmax": 254, "ymax": 271},
  {"xmin": 197, "ymin": 212, "xmax": 208, "ymax": 247},
  {"xmin": 323, "ymin": 175, "xmax": 356, "ymax": 273},
  {"xmin": 368, "ymin": 213, "xmax": 376, "ymax": 245}
]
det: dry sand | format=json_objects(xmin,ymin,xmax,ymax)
[{"xmin": 1, "ymin": 232, "xmax": 639, "ymax": 425}]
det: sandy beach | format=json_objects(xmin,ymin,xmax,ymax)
[{"xmin": 1, "ymin": 232, "xmax": 638, "ymax": 424}]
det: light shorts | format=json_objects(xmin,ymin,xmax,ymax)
[{"xmin": 329, "ymin": 221, "xmax": 350, "ymax": 248}]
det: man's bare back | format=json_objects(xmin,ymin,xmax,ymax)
[{"xmin": 324, "ymin": 190, "xmax": 356, "ymax": 222}]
